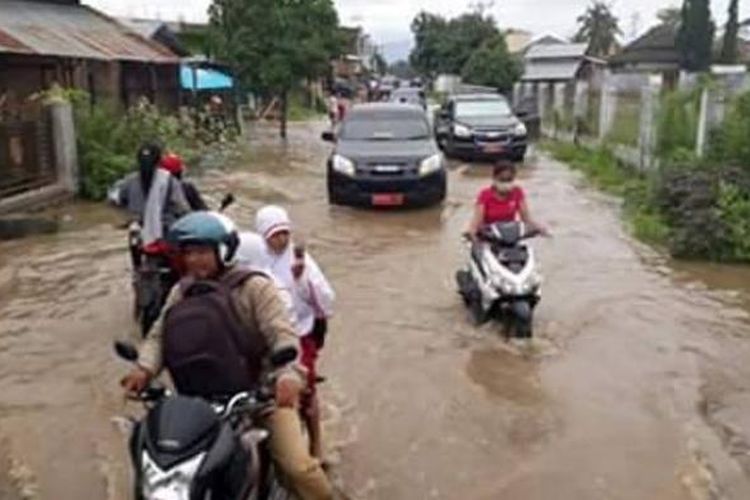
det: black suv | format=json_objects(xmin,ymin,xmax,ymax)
[
  {"xmin": 435, "ymin": 94, "xmax": 528, "ymax": 161},
  {"xmin": 322, "ymin": 103, "xmax": 446, "ymax": 208}
]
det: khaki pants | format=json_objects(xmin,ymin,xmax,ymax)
[{"xmin": 268, "ymin": 408, "xmax": 333, "ymax": 500}]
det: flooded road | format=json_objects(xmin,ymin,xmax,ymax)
[{"xmin": 1, "ymin": 121, "xmax": 750, "ymax": 499}]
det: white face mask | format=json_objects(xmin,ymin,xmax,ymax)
[{"xmin": 494, "ymin": 180, "xmax": 515, "ymax": 194}]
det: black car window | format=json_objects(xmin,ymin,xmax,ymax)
[
  {"xmin": 455, "ymin": 100, "xmax": 511, "ymax": 118},
  {"xmin": 340, "ymin": 115, "xmax": 431, "ymax": 141}
]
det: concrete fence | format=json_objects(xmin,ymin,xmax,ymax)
[
  {"xmin": 0, "ymin": 101, "xmax": 79, "ymax": 214},
  {"xmin": 515, "ymin": 67, "xmax": 750, "ymax": 171}
]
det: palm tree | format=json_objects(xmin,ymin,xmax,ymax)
[{"xmin": 574, "ymin": 1, "xmax": 622, "ymax": 57}]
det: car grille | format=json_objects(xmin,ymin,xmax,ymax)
[
  {"xmin": 473, "ymin": 130, "xmax": 511, "ymax": 143},
  {"xmin": 359, "ymin": 163, "xmax": 414, "ymax": 177}
]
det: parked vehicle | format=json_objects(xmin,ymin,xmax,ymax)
[
  {"xmin": 435, "ymin": 94, "xmax": 528, "ymax": 161},
  {"xmin": 113, "ymin": 341, "xmax": 298, "ymax": 500},
  {"xmin": 322, "ymin": 103, "xmax": 447, "ymax": 208},
  {"xmin": 390, "ymin": 87, "xmax": 427, "ymax": 110},
  {"xmin": 456, "ymin": 221, "xmax": 542, "ymax": 338}
]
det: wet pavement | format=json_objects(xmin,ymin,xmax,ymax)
[{"xmin": 1, "ymin": 121, "xmax": 750, "ymax": 499}]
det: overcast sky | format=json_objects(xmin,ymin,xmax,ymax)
[{"xmin": 86, "ymin": 0, "xmax": 749, "ymax": 52}]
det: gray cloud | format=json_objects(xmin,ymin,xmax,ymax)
[{"xmin": 85, "ymin": 0, "xmax": 747, "ymax": 47}]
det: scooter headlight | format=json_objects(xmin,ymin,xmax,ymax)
[{"xmin": 142, "ymin": 452, "xmax": 205, "ymax": 499}]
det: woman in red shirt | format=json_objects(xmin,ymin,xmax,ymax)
[{"xmin": 465, "ymin": 161, "xmax": 549, "ymax": 239}]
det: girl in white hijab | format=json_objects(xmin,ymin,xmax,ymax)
[{"xmin": 237, "ymin": 205, "xmax": 335, "ymax": 458}]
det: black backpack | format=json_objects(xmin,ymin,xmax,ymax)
[{"xmin": 162, "ymin": 269, "xmax": 269, "ymax": 398}]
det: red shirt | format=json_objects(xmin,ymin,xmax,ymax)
[{"xmin": 477, "ymin": 186, "xmax": 525, "ymax": 225}]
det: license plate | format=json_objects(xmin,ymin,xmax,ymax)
[
  {"xmin": 372, "ymin": 193, "xmax": 405, "ymax": 206},
  {"xmin": 482, "ymin": 143, "xmax": 504, "ymax": 153}
]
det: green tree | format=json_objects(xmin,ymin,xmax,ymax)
[
  {"xmin": 389, "ymin": 60, "xmax": 416, "ymax": 80},
  {"xmin": 208, "ymin": 0, "xmax": 341, "ymax": 139},
  {"xmin": 409, "ymin": 10, "xmax": 498, "ymax": 78},
  {"xmin": 720, "ymin": 0, "xmax": 740, "ymax": 63},
  {"xmin": 461, "ymin": 35, "xmax": 521, "ymax": 92},
  {"xmin": 371, "ymin": 52, "xmax": 388, "ymax": 76},
  {"xmin": 573, "ymin": 2, "xmax": 622, "ymax": 57},
  {"xmin": 409, "ymin": 12, "xmax": 450, "ymax": 78},
  {"xmin": 677, "ymin": 0, "xmax": 715, "ymax": 72}
]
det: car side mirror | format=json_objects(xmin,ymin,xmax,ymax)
[
  {"xmin": 114, "ymin": 340, "xmax": 139, "ymax": 362},
  {"xmin": 321, "ymin": 131, "xmax": 336, "ymax": 143},
  {"xmin": 515, "ymin": 109, "xmax": 529, "ymax": 119},
  {"xmin": 219, "ymin": 193, "xmax": 235, "ymax": 212},
  {"xmin": 270, "ymin": 347, "xmax": 298, "ymax": 368}
]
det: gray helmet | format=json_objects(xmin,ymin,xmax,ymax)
[{"xmin": 167, "ymin": 211, "xmax": 239, "ymax": 265}]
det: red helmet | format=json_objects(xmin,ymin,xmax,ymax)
[{"xmin": 160, "ymin": 153, "xmax": 184, "ymax": 175}]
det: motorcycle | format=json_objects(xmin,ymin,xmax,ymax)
[
  {"xmin": 113, "ymin": 340, "xmax": 299, "ymax": 500},
  {"xmin": 456, "ymin": 221, "xmax": 542, "ymax": 338},
  {"xmin": 128, "ymin": 193, "xmax": 236, "ymax": 337}
]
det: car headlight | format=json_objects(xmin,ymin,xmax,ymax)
[
  {"xmin": 331, "ymin": 155, "xmax": 355, "ymax": 177},
  {"xmin": 454, "ymin": 123, "xmax": 472, "ymax": 138},
  {"xmin": 419, "ymin": 154, "xmax": 443, "ymax": 176},
  {"xmin": 513, "ymin": 122, "xmax": 527, "ymax": 137}
]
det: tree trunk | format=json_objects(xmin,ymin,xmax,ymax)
[{"xmin": 280, "ymin": 90, "xmax": 288, "ymax": 140}]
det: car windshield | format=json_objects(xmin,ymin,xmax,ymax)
[
  {"xmin": 456, "ymin": 100, "xmax": 511, "ymax": 118},
  {"xmin": 340, "ymin": 115, "xmax": 430, "ymax": 141}
]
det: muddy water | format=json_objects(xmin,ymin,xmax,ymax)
[{"xmin": 1, "ymin": 121, "xmax": 750, "ymax": 499}]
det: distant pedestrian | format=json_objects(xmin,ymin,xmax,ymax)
[{"xmin": 327, "ymin": 93, "xmax": 339, "ymax": 127}]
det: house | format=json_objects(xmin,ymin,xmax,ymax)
[
  {"xmin": 0, "ymin": 0, "xmax": 179, "ymax": 204},
  {"xmin": 521, "ymin": 43, "xmax": 606, "ymax": 87},
  {"xmin": 0, "ymin": 0, "xmax": 180, "ymax": 112},
  {"xmin": 333, "ymin": 26, "xmax": 377, "ymax": 79},
  {"xmin": 608, "ymin": 24, "xmax": 681, "ymax": 87},
  {"xmin": 119, "ymin": 18, "xmax": 191, "ymax": 58}
]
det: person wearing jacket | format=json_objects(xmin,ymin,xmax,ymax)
[
  {"xmin": 236, "ymin": 205, "xmax": 335, "ymax": 459},
  {"xmin": 120, "ymin": 211, "xmax": 333, "ymax": 500},
  {"xmin": 109, "ymin": 142, "xmax": 190, "ymax": 250}
]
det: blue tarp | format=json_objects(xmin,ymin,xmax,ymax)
[{"xmin": 180, "ymin": 66, "xmax": 234, "ymax": 90}]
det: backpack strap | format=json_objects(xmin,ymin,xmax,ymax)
[{"xmin": 219, "ymin": 268, "xmax": 272, "ymax": 360}]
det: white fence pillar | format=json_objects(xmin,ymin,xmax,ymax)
[
  {"xmin": 638, "ymin": 75, "xmax": 662, "ymax": 170},
  {"xmin": 599, "ymin": 79, "xmax": 616, "ymax": 142},
  {"xmin": 695, "ymin": 88, "xmax": 710, "ymax": 157}
]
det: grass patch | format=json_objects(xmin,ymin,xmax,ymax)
[
  {"xmin": 287, "ymin": 92, "xmax": 325, "ymax": 122},
  {"xmin": 543, "ymin": 140, "xmax": 669, "ymax": 247}
]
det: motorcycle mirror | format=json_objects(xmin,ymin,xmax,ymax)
[
  {"xmin": 270, "ymin": 347, "xmax": 298, "ymax": 368},
  {"xmin": 114, "ymin": 340, "xmax": 139, "ymax": 362},
  {"xmin": 219, "ymin": 193, "xmax": 235, "ymax": 212}
]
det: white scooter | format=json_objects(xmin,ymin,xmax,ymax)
[{"xmin": 456, "ymin": 221, "xmax": 542, "ymax": 338}]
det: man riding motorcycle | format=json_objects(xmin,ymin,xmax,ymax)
[
  {"xmin": 109, "ymin": 142, "xmax": 191, "ymax": 251},
  {"xmin": 120, "ymin": 211, "xmax": 333, "ymax": 500}
]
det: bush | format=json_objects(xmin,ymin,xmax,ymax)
[
  {"xmin": 74, "ymin": 99, "xmax": 217, "ymax": 200},
  {"xmin": 545, "ymin": 141, "xmax": 670, "ymax": 246},
  {"xmin": 708, "ymin": 90, "xmax": 750, "ymax": 166},
  {"xmin": 656, "ymin": 88, "xmax": 702, "ymax": 161}
]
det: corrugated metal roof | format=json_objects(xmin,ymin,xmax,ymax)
[
  {"xmin": 0, "ymin": 1, "xmax": 177, "ymax": 63},
  {"xmin": 119, "ymin": 18, "xmax": 164, "ymax": 40},
  {"xmin": 522, "ymin": 60, "xmax": 581, "ymax": 81},
  {"xmin": 525, "ymin": 43, "xmax": 588, "ymax": 60}
]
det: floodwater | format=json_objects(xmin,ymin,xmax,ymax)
[{"xmin": 1, "ymin": 121, "xmax": 750, "ymax": 499}]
